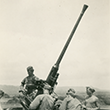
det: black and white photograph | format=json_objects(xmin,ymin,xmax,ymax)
[{"xmin": 0, "ymin": 0, "xmax": 110, "ymax": 110}]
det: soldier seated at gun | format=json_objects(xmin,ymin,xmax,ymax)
[
  {"xmin": 18, "ymin": 66, "xmax": 44, "ymax": 109},
  {"xmin": 19, "ymin": 66, "xmax": 46, "ymax": 99},
  {"xmin": 29, "ymin": 84, "xmax": 56, "ymax": 110}
]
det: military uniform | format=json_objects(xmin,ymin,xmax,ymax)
[
  {"xmin": 59, "ymin": 95, "xmax": 81, "ymax": 110},
  {"xmin": 29, "ymin": 84, "xmax": 55, "ymax": 110},
  {"xmin": 29, "ymin": 94, "xmax": 54, "ymax": 110},
  {"xmin": 59, "ymin": 88, "xmax": 82, "ymax": 110},
  {"xmin": 21, "ymin": 74, "xmax": 39, "ymax": 94},
  {"xmin": 82, "ymin": 87, "xmax": 100, "ymax": 110},
  {"xmin": 83, "ymin": 95, "xmax": 99, "ymax": 110},
  {"xmin": 20, "ymin": 66, "xmax": 40, "ymax": 95}
]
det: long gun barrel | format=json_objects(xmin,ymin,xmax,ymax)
[{"xmin": 46, "ymin": 4, "xmax": 88, "ymax": 87}]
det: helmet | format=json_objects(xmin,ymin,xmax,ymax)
[
  {"xmin": 86, "ymin": 87, "xmax": 95, "ymax": 93},
  {"xmin": 68, "ymin": 88, "xmax": 75, "ymax": 93},
  {"xmin": 66, "ymin": 88, "xmax": 76, "ymax": 97},
  {"xmin": 27, "ymin": 66, "xmax": 34, "ymax": 71}
]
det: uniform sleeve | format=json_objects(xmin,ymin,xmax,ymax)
[
  {"xmin": 20, "ymin": 78, "xmax": 26, "ymax": 91},
  {"xmin": 29, "ymin": 95, "xmax": 42, "ymax": 109},
  {"xmin": 34, "ymin": 76, "xmax": 39, "ymax": 81},
  {"xmin": 59, "ymin": 98, "xmax": 67, "ymax": 110},
  {"xmin": 21, "ymin": 77, "xmax": 26, "ymax": 86},
  {"xmin": 95, "ymin": 96, "xmax": 100, "ymax": 109}
]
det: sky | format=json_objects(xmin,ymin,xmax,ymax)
[{"xmin": 0, "ymin": 0, "xmax": 110, "ymax": 90}]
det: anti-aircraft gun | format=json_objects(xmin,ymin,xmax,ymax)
[
  {"xmin": 19, "ymin": 4, "xmax": 88, "ymax": 110},
  {"xmin": 46, "ymin": 4, "xmax": 88, "ymax": 88}
]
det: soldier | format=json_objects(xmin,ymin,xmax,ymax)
[
  {"xmin": 19, "ymin": 66, "xmax": 40, "ymax": 95},
  {"xmin": 59, "ymin": 88, "xmax": 82, "ymax": 110},
  {"xmin": 29, "ymin": 84, "xmax": 55, "ymax": 110},
  {"xmin": 82, "ymin": 87, "xmax": 100, "ymax": 110},
  {"xmin": 0, "ymin": 90, "xmax": 4, "ymax": 110},
  {"xmin": 0, "ymin": 90, "xmax": 4, "ymax": 99}
]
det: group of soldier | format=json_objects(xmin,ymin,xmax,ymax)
[
  {"xmin": 18, "ymin": 66, "xmax": 100, "ymax": 110},
  {"xmin": 0, "ymin": 66, "xmax": 100, "ymax": 110}
]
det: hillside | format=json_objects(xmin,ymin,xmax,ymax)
[
  {"xmin": 0, "ymin": 85, "xmax": 110, "ymax": 106},
  {"xmin": 0, "ymin": 85, "xmax": 87, "ymax": 96},
  {"xmin": 0, "ymin": 85, "xmax": 19, "ymax": 96}
]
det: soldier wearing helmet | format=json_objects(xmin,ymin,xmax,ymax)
[
  {"xmin": 0, "ymin": 90, "xmax": 4, "ymax": 110},
  {"xmin": 81, "ymin": 87, "xmax": 100, "ymax": 110},
  {"xmin": 20, "ymin": 66, "xmax": 40, "ymax": 95},
  {"xmin": 0, "ymin": 90, "xmax": 4, "ymax": 99},
  {"xmin": 59, "ymin": 88, "xmax": 82, "ymax": 110}
]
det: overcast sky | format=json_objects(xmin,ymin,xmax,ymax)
[{"xmin": 0, "ymin": 0, "xmax": 109, "ymax": 90}]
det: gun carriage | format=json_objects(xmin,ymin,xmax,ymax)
[{"xmin": 19, "ymin": 4, "xmax": 88, "ymax": 110}]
